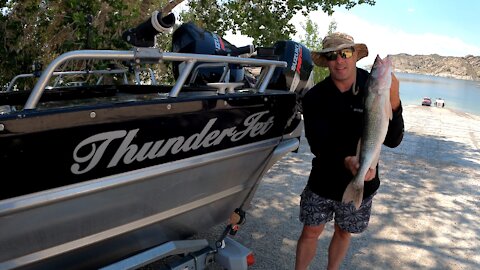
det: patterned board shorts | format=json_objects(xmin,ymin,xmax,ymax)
[{"xmin": 299, "ymin": 186, "xmax": 375, "ymax": 233}]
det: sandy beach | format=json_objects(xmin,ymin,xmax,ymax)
[{"xmin": 200, "ymin": 105, "xmax": 480, "ymax": 269}]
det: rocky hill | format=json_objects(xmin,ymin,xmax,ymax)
[{"xmin": 388, "ymin": 54, "xmax": 480, "ymax": 81}]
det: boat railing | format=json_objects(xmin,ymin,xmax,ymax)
[
  {"xmin": 188, "ymin": 62, "xmax": 228, "ymax": 85},
  {"xmin": 23, "ymin": 48, "xmax": 287, "ymax": 110},
  {"xmin": 5, "ymin": 69, "xmax": 129, "ymax": 92}
]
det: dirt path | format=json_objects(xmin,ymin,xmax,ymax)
[{"xmin": 201, "ymin": 105, "xmax": 480, "ymax": 269}]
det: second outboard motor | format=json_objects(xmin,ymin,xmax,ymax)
[
  {"xmin": 172, "ymin": 22, "xmax": 254, "ymax": 85},
  {"xmin": 267, "ymin": 41, "xmax": 314, "ymax": 94},
  {"xmin": 259, "ymin": 41, "xmax": 313, "ymax": 136}
]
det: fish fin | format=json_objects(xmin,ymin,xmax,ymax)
[{"xmin": 342, "ymin": 181, "xmax": 364, "ymax": 210}]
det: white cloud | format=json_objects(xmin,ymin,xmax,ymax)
[
  {"xmin": 224, "ymin": 31, "xmax": 254, "ymax": 47},
  {"xmin": 182, "ymin": 8, "xmax": 480, "ymax": 69},
  {"xmin": 290, "ymin": 10, "xmax": 332, "ymax": 41},
  {"xmin": 294, "ymin": 11, "xmax": 480, "ymax": 67}
]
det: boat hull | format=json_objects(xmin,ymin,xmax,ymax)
[{"xmin": 0, "ymin": 87, "xmax": 299, "ymax": 269}]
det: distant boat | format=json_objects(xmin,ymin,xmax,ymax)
[
  {"xmin": 434, "ymin": 98, "xmax": 445, "ymax": 108},
  {"xmin": 422, "ymin": 97, "xmax": 432, "ymax": 106}
]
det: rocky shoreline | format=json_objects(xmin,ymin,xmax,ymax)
[
  {"xmin": 389, "ymin": 53, "xmax": 480, "ymax": 81},
  {"xmin": 393, "ymin": 69, "xmax": 478, "ymax": 81}
]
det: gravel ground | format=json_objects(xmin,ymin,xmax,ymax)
[{"xmin": 198, "ymin": 105, "xmax": 480, "ymax": 270}]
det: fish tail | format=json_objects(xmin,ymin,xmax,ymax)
[{"xmin": 342, "ymin": 181, "xmax": 364, "ymax": 210}]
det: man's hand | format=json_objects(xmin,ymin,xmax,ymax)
[
  {"xmin": 344, "ymin": 156, "xmax": 376, "ymax": 181},
  {"xmin": 390, "ymin": 73, "xmax": 401, "ymax": 112}
]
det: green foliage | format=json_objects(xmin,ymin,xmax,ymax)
[
  {"xmin": 298, "ymin": 17, "xmax": 340, "ymax": 83},
  {"xmin": 0, "ymin": 0, "xmax": 171, "ymax": 89},
  {"xmin": 328, "ymin": 18, "xmax": 337, "ymax": 34},
  {"xmin": 181, "ymin": 0, "xmax": 375, "ymax": 47},
  {"xmin": 1, "ymin": 0, "xmax": 375, "ymax": 89},
  {"xmin": 222, "ymin": 0, "xmax": 296, "ymax": 47},
  {"xmin": 180, "ymin": 0, "xmax": 227, "ymax": 35}
]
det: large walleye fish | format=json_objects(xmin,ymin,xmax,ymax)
[{"xmin": 342, "ymin": 55, "xmax": 393, "ymax": 209}]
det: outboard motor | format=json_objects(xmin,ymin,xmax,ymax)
[
  {"xmin": 266, "ymin": 40, "xmax": 314, "ymax": 95},
  {"xmin": 257, "ymin": 41, "xmax": 313, "ymax": 136},
  {"xmin": 172, "ymin": 22, "xmax": 254, "ymax": 85}
]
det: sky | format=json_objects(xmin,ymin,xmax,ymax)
[
  {"xmin": 222, "ymin": 0, "xmax": 480, "ymax": 67},
  {"xmin": 4, "ymin": 1, "xmax": 479, "ymax": 67}
]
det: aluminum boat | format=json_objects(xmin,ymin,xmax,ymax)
[{"xmin": 0, "ymin": 19, "xmax": 313, "ymax": 270}]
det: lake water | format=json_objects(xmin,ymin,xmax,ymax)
[{"xmin": 395, "ymin": 72, "xmax": 480, "ymax": 116}]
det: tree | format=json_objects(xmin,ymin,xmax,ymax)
[
  {"xmin": 1, "ymin": 0, "xmax": 172, "ymax": 89},
  {"xmin": 180, "ymin": 0, "xmax": 374, "ymax": 47},
  {"xmin": 328, "ymin": 18, "xmax": 337, "ymax": 34},
  {"xmin": 1, "ymin": 0, "xmax": 375, "ymax": 88},
  {"xmin": 298, "ymin": 17, "xmax": 340, "ymax": 83},
  {"xmin": 179, "ymin": 0, "xmax": 228, "ymax": 36}
]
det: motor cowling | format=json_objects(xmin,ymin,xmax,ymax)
[
  {"xmin": 254, "ymin": 41, "xmax": 313, "ymax": 137},
  {"xmin": 172, "ymin": 22, "xmax": 247, "ymax": 85},
  {"xmin": 266, "ymin": 40, "xmax": 314, "ymax": 94}
]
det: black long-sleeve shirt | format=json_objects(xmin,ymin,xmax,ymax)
[{"xmin": 302, "ymin": 68, "xmax": 404, "ymax": 201}]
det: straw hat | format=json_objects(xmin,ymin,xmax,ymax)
[{"xmin": 311, "ymin": 32, "xmax": 368, "ymax": 67}]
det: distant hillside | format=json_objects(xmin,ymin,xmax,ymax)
[{"xmin": 388, "ymin": 54, "xmax": 480, "ymax": 81}]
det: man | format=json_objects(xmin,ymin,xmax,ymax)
[{"xmin": 295, "ymin": 32, "xmax": 404, "ymax": 270}]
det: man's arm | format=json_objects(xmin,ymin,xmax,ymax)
[
  {"xmin": 390, "ymin": 73, "xmax": 401, "ymax": 111},
  {"xmin": 384, "ymin": 73, "xmax": 404, "ymax": 148}
]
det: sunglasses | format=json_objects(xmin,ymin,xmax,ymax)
[{"xmin": 324, "ymin": 47, "xmax": 355, "ymax": 61}]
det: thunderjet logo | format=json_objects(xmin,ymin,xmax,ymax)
[{"xmin": 71, "ymin": 111, "xmax": 274, "ymax": 174}]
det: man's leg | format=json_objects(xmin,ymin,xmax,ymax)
[
  {"xmin": 296, "ymin": 186, "xmax": 335, "ymax": 270},
  {"xmin": 295, "ymin": 224, "xmax": 325, "ymax": 270},
  {"xmin": 327, "ymin": 223, "xmax": 351, "ymax": 270},
  {"xmin": 328, "ymin": 193, "xmax": 376, "ymax": 269}
]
